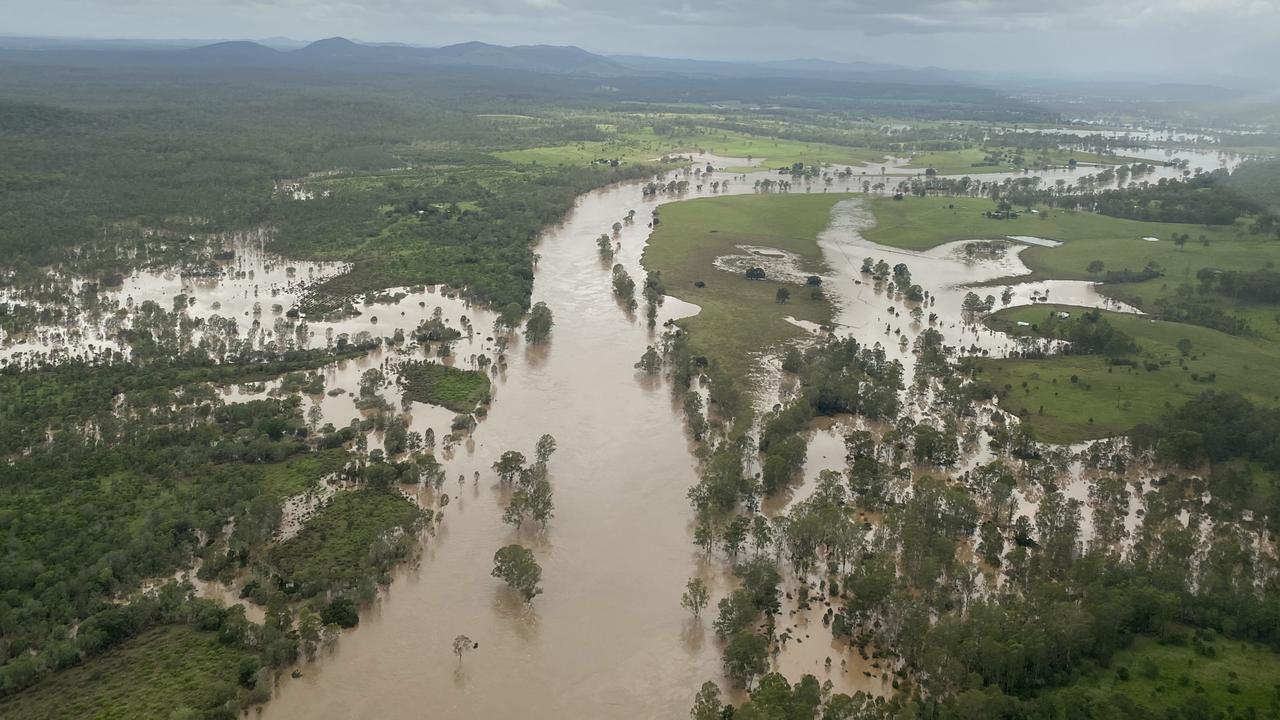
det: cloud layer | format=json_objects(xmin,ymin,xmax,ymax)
[{"xmin": 3, "ymin": 0, "xmax": 1277, "ymax": 78}]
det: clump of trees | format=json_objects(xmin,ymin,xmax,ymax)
[
  {"xmin": 1024, "ymin": 308, "xmax": 1140, "ymax": 357},
  {"xmin": 494, "ymin": 434, "xmax": 558, "ymax": 529}
]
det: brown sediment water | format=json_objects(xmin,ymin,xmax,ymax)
[
  {"xmin": 258, "ymin": 167, "xmax": 1139, "ymax": 717},
  {"xmin": 1, "ymin": 156, "xmax": 1156, "ymax": 717}
]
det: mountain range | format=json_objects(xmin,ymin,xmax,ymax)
[
  {"xmin": 179, "ymin": 37, "xmax": 640, "ymax": 77},
  {"xmin": 0, "ymin": 35, "xmax": 1239, "ymax": 100}
]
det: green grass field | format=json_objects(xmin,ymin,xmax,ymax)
[
  {"xmin": 977, "ymin": 304, "xmax": 1280, "ymax": 441},
  {"xmin": 862, "ymin": 196, "xmax": 1280, "ymax": 339},
  {"xmin": 495, "ymin": 127, "xmax": 885, "ymax": 171},
  {"xmin": 0, "ymin": 625, "xmax": 257, "ymax": 720},
  {"xmin": 861, "ymin": 196, "xmax": 1280, "ymax": 442},
  {"xmin": 1018, "ymin": 230, "xmax": 1267, "ymax": 282},
  {"xmin": 397, "ymin": 361, "xmax": 491, "ymax": 413},
  {"xmin": 266, "ymin": 488, "xmax": 425, "ymax": 599},
  {"xmin": 900, "ymin": 146, "xmax": 1139, "ymax": 175},
  {"xmin": 862, "ymin": 196, "xmax": 1248, "ymax": 253},
  {"xmin": 1040, "ymin": 633, "xmax": 1280, "ymax": 716},
  {"xmin": 642, "ymin": 193, "xmax": 844, "ymax": 396}
]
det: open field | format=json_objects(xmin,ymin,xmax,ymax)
[
  {"xmin": 1039, "ymin": 633, "xmax": 1280, "ymax": 716},
  {"xmin": 495, "ymin": 127, "xmax": 886, "ymax": 170},
  {"xmin": 899, "ymin": 146, "xmax": 1139, "ymax": 175},
  {"xmin": 0, "ymin": 625, "xmax": 257, "ymax": 720},
  {"xmin": 977, "ymin": 304, "xmax": 1280, "ymax": 441},
  {"xmin": 642, "ymin": 193, "xmax": 844, "ymax": 394},
  {"xmin": 1018, "ymin": 229, "xmax": 1268, "ymax": 282},
  {"xmin": 862, "ymin": 196, "xmax": 1248, "ymax": 252}
]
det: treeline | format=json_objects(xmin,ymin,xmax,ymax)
[
  {"xmin": 1226, "ymin": 157, "xmax": 1280, "ymax": 217},
  {"xmin": 0, "ymin": 63, "xmax": 614, "ymax": 263},
  {"xmin": 1136, "ymin": 386, "xmax": 1274, "ymax": 476},
  {"xmin": 279, "ymin": 162, "xmax": 655, "ymax": 311},
  {"xmin": 1012, "ymin": 309, "xmax": 1140, "ymax": 357},
  {"xmin": 1198, "ymin": 267, "xmax": 1280, "ymax": 303},
  {"xmin": 1058, "ymin": 171, "xmax": 1258, "ymax": 224},
  {"xmin": 682, "ymin": 341, "xmax": 1279, "ymax": 717}
]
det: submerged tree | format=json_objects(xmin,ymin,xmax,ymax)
[
  {"xmin": 681, "ymin": 577, "xmax": 710, "ymax": 618},
  {"xmin": 492, "ymin": 451, "xmax": 527, "ymax": 485},
  {"xmin": 452, "ymin": 634, "xmax": 477, "ymax": 664},
  {"xmin": 491, "ymin": 544, "xmax": 543, "ymax": 602},
  {"xmin": 524, "ymin": 302, "xmax": 554, "ymax": 344}
]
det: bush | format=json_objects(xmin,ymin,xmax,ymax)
[{"xmin": 321, "ymin": 598, "xmax": 360, "ymax": 628}]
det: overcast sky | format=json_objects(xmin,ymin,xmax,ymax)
[{"xmin": 3, "ymin": 0, "xmax": 1278, "ymax": 80}]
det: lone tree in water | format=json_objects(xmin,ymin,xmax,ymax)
[
  {"xmin": 775, "ymin": 287, "xmax": 790, "ymax": 304},
  {"xmin": 492, "ymin": 451, "xmax": 527, "ymax": 485},
  {"xmin": 535, "ymin": 433, "xmax": 557, "ymax": 465},
  {"xmin": 523, "ymin": 302, "xmax": 554, "ymax": 344},
  {"xmin": 492, "ymin": 544, "xmax": 543, "ymax": 602},
  {"xmin": 681, "ymin": 577, "xmax": 710, "ymax": 618},
  {"xmin": 452, "ymin": 634, "xmax": 477, "ymax": 664}
]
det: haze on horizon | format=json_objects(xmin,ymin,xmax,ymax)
[{"xmin": 2, "ymin": 0, "xmax": 1277, "ymax": 83}]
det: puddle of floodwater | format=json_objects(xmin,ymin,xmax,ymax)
[{"xmin": 1006, "ymin": 235, "xmax": 1063, "ymax": 248}]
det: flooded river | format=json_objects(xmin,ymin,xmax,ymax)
[
  {"xmin": 0, "ymin": 156, "xmax": 1152, "ymax": 718},
  {"xmin": 253, "ymin": 162, "xmax": 1136, "ymax": 718}
]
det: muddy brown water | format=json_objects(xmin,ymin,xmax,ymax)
[
  {"xmin": 257, "ymin": 167, "xmax": 1138, "ymax": 718},
  {"xmin": 1, "ymin": 156, "xmax": 1151, "ymax": 717}
]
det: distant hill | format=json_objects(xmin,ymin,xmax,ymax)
[
  {"xmin": 0, "ymin": 35, "xmax": 1245, "ymax": 102},
  {"xmin": 426, "ymin": 42, "xmax": 630, "ymax": 76},
  {"xmin": 170, "ymin": 37, "xmax": 961, "ymax": 82},
  {"xmin": 171, "ymin": 37, "xmax": 634, "ymax": 76},
  {"xmin": 181, "ymin": 40, "xmax": 283, "ymax": 65}
]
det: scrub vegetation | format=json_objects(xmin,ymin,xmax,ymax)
[
  {"xmin": 0, "ymin": 624, "xmax": 261, "ymax": 720},
  {"xmin": 264, "ymin": 489, "xmax": 427, "ymax": 601}
]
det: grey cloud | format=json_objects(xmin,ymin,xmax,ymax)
[{"xmin": 2, "ymin": 0, "xmax": 1277, "ymax": 76}]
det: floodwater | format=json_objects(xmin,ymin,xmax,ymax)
[
  {"xmin": 255, "ymin": 164, "xmax": 1137, "ymax": 718},
  {"xmin": 2, "ymin": 155, "xmax": 1157, "ymax": 718}
]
